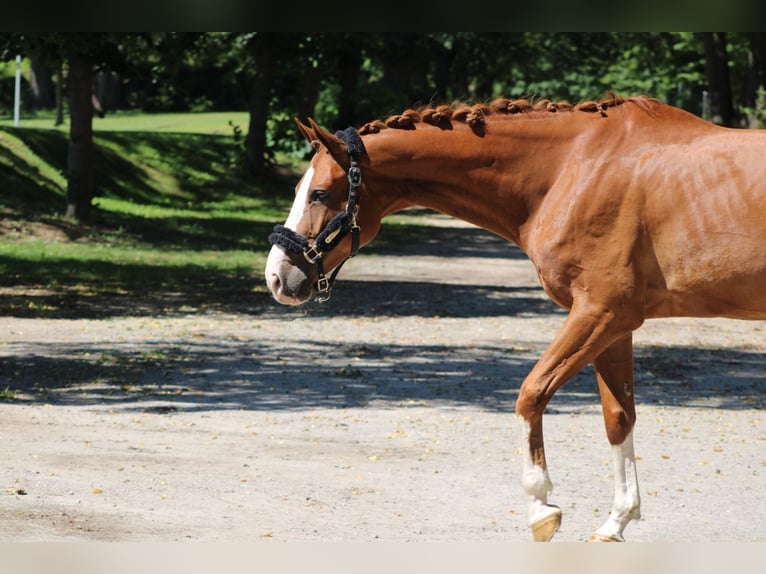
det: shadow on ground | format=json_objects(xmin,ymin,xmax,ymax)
[
  {"xmin": 0, "ymin": 278, "xmax": 562, "ymax": 320},
  {"xmin": 3, "ymin": 336, "xmax": 764, "ymax": 413}
]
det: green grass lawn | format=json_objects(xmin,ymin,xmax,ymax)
[
  {"xmin": 0, "ymin": 113, "xmax": 297, "ymax": 317},
  {"xmin": 0, "ymin": 110, "xmax": 251, "ymax": 135}
]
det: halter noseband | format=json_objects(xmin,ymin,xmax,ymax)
[{"xmin": 268, "ymin": 127, "xmax": 364, "ymax": 302}]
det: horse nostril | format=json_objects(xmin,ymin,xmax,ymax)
[{"xmin": 268, "ymin": 272, "xmax": 282, "ymax": 295}]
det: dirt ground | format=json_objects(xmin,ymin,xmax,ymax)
[{"xmin": 1, "ymin": 213, "xmax": 765, "ymax": 542}]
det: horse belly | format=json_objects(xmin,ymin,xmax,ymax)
[
  {"xmin": 659, "ymin": 284, "xmax": 766, "ymax": 320},
  {"xmin": 647, "ymin": 250, "xmax": 766, "ymax": 320}
]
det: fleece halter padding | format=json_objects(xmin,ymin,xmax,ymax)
[
  {"xmin": 268, "ymin": 207, "xmax": 352, "ymax": 259},
  {"xmin": 268, "ymin": 224, "xmax": 309, "ymax": 254}
]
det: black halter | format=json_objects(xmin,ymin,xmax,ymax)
[{"xmin": 268, "ymin": 127, "xmax": 364, "ymax": 302}]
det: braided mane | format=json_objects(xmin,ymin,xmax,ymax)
[{"xmin": 358, "ymin": 94, "xmax": 657, "ymax": 135}]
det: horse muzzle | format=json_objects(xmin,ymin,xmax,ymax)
[{"xmin": 265, "ymin": 247, "xmax": 314, "ymax": 305}]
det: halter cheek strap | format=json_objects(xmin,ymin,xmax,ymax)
[{"xmin": 268, "ymin": 127, "xmax": 365, "ymax": 302}]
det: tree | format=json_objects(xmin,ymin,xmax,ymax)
[
  {"xmin": 325, "ymin": 34, "xmax": 364, "ymax": 129},
  {"xmin": 65, "ymin": 49, "xmax": 94, "ymax": 220},
  {"xmin": 28, "ymin": 59, "xmax": 55, "ymax": 109},
  {"xmin": 239, "ymin": 33, "xmax": 332, "ymax": 175},
  {"xmin": 747, "ymin": 33, "xmax": 766, "ymax": 126},
  {"xmin": 2, "ymin": 33, "xmax": 151, "ymax": 220},
  {"xmin": 731, "ymin": 33, "xmax": 766, "ymax": 127},
  {"xmin": 244, "ymin": 33, "xmax": 276, "ymax": 176},
  {"xmin": 698, "ymin": 32, "xmax": 738, "ymax": 126},
  {"xmin": 60, "ymin": 33, "xmax": 126, "ymax": 221}
]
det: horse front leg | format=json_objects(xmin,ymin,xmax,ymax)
[
  {"xmin": 518, "ymin": 411, "xmax": 561, "ymax": 542},
  {"xmin": 590, "ymin": 334, "xmax": 641, "ymax": 542},
  {"xmin": 515, "ymin": 303, "xmax": 636, "ymax": 542}
]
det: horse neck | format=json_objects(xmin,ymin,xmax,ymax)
[{"xmin": 363, "ymin": 120, "xmax": 581, "ymax": 247}]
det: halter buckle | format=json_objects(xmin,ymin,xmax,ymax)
[
  {"xmin": 348, "ymin": 165, "xmax": 362, "ymax": 187},
  {"xmin": 303, "ymin": 246, "xmax": 321, "ymax": 263},
  {"xmin": 316, "ymin": 274, "xmax": 330, "ymax": 294}
]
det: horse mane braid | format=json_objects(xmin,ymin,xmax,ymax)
[{"xmin": 357, "ymin": 94, "xmax": 655, "ymax": 135}]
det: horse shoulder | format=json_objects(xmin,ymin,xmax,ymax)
[{"xmin": 522, "ymin": 156, "xmax": 649, "ymax": 316}]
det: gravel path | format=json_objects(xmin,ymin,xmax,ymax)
[{"xmin": 1, "ymin": 214, "xmax": 764, "ymax": 541}]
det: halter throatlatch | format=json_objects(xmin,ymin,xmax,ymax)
[{"xmin": 268, "ymin": 127, "xmax": 365, "ymax": 302}]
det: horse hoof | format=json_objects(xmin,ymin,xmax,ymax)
[
  {"xmin": 589, "ymin": 532, "xmax": 624, "ymax": 542},
  {"xmin": 531, "ymin": 507, "xmax": 562, "ymax": 542}
]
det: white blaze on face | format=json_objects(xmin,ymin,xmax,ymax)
[
  {"xmin": 264, "ymin": 166, "xmax": 314, "ymax": 292},
  {"xmin": 284, "ymin": 165, "xmax": 314, "ymax": 231}
]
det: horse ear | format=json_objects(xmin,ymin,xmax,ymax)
[
  {"xmin": 307, "ymin": 117, "xmax": 349, "ymax": 168},
  {"xmin": 295, "ymin": 118, "xmax": 316, "ymax": 144}
]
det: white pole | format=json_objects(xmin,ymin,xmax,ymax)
[{"xmin": 14, "ymin": 55, "xmax": 21, "ymax": 127}]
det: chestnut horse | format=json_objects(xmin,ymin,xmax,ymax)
[{"xmin": 264, "ymin": 95, "xmax": 766, "ymax": 541}]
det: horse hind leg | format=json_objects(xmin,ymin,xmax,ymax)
[
  {"xmin": 590, "ymin": 334, "xmax": 641, "ymax": 542},
  {"xmin": 515, "ymin": 303, "xmax": 636, "ymax": 542}
]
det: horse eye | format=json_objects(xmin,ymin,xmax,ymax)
[{"xmin": 310, "ymin": 189, "xmax": 327, "ymax": 203}]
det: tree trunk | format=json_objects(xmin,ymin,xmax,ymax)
[
  {"xmin": 65, "ymin": 53, "xmax": 94, "ymax": 221},
  {"xmin": 297, "ymin": 64, "xmax": 321, "ymax": 124},
  {"xmin": 431, "ymin": 36, "xmax": 456, "ymax": 102},
  {"xmin": 29, "ymin": 59, "xmax": 55, "ymax": 109},
  {"xmin": 94, "ymin": 69, "xmax": 120, "ymax": 114},
  {"xmin": 698, "ymin": 32, "xmax": 738, "ymax": 126},
  {"xmin": 54, "ymin": 60, "xmax": 64, "ymax": 127},
  {"xmin": 380, "ymin": 34, "xmax": 419, "ymax": 102},
  {"xmin": 244, "ymin": 34, "xmax": 275, "ymax": 176},
  {"xmin": 335, "ymin": 39, "xmax": 362, "ymax": 129}
]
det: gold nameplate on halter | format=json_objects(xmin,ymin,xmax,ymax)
[{"xmin": 323, "ymin": 226, "xmax": 342, "ymax": 244}]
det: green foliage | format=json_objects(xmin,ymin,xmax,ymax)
[
  {"xmin": 740, "ymin": 87, "xmax": 766, "ymax": 127},
  {"xmin": 598, "ymin": 33, "xmax": 707, "ymax": 110},
  {"xmin": 0, "ymin": 59, "xmax": 23, "ymax": 114},
  {"xmin": 4, "ymin": 32, "xmax": 765, "ymax": 165},
  {"xmin": 266, "ymin": 109, "xmax": 312, "ymax": 160}
]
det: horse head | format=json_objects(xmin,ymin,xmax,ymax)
[{"xmin": 264, "ymin": 119, "xmax": 381, "ymax": 304}]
